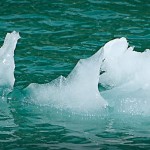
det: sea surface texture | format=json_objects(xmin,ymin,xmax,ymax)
[{"xmin": 0, "ymin": 0, "xmax": 150, "ymax": 150}]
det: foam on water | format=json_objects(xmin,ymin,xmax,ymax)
[
  {"xmin": 25, "ymin": 48, "xmax": 108, "ymax": 114},
  {"xmin": 0, "ymin": 31, "xmax": 20, "ymax": 92}
]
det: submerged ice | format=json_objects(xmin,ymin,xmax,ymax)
[{"xmin": 0, "ymin": 31, "xmax": 20, "ymax": 92}]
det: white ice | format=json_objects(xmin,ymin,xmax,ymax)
[
  {"xmin": 100, "ymin": 37, "xmax": 150, "ymax": 115},
  {"xmin": 0, "ymin": 31, "xmax": 20, "ymax": 90},
  {"xmin": 25, "ymin": 47, "xmax": 108, "ymax": 113},
  {"xmin": 25, "ymin": 36, "xmax": 150, "ymax": 115},
  {"xmin": 100, "ymin": 37, "xmax": 150, "ymax": 88}
]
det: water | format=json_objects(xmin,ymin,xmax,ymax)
[{"xmin": 0, "ymin": 0, "xmax": 150, "ymax": 149}]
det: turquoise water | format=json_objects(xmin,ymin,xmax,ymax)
[{"xmin": 0, "ymin": 0, "xmax": 150, "ymax": 149}]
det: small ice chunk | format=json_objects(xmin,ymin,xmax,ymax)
[{"xmin": 0, "ymin": 31, "xmax": 20, "ymax": 89}]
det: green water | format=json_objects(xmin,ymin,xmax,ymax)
[{"xmin": 0, "ymin": 0, "xmax": 150, "ymax": 149}]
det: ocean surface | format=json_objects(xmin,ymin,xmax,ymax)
[{"xmin": 0, "ymin": 0, "xmax": 150, "ymax": 149}]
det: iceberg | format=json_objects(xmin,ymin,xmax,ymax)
[
  {"xmin": 10, "ymin": 34, "xmax": 148, "ymax": 116},
  {"xmin": 0, "ymin": 31, "xmax": 20, "ymax": 92},
  {"xmin": 25, "ymin": 48, "xmax": 108, "ymax": 113},
  {"xmin": 25, "ymin": 36, "xmax": 150, "ymax": 115}
]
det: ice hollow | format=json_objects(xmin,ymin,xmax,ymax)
[
  {"xmin": 25, "ymin": 48, "xmax": 108, "ymax": 113},
  {"xmin": 0, "ymin": 31, "xmax": 20, "ymax": 90}
]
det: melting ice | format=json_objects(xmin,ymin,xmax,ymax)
[
  {"xmin": 25, "ymin": 48, "xmax": 108, "ymax": 113},
  {"xmin": 25, "ymin": 36, "xmax": 150, "ymax": 115},
  {"xmin": 0, "ymin": 31, "xmax": 148, "ymax": 115},
  {"xmin": 0, "ymin": 31, "xmax": 20, "ymax": 127},
  {"xmin": 100, "ymin": 37, "xmax": 150, "ymax": 88},
  {"xmin": 0, "ymin": 31, "xmax": 20, "ymax": 93},
  {"xmin": 100, "ymin": 37, "xmax": 150, "ymax": 115}
]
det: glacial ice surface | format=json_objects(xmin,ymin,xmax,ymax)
[
  {"xmin": 100, "ymin": 37, "xmax": 150, "ymax": 88},
  {"xmin": 24, "ymin": 36, "xmax": 150, "ymax": 115},
  {"xmin": 0, "ymin": 31, "xmax": 20, "ymax": 93},
  {"xmin": 100, "ymin": 37, "xmax": 150, "ymax": 115},
  {"xmin": 25, "ymin": 48, "xmax": 108, "ymax": 114}
]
